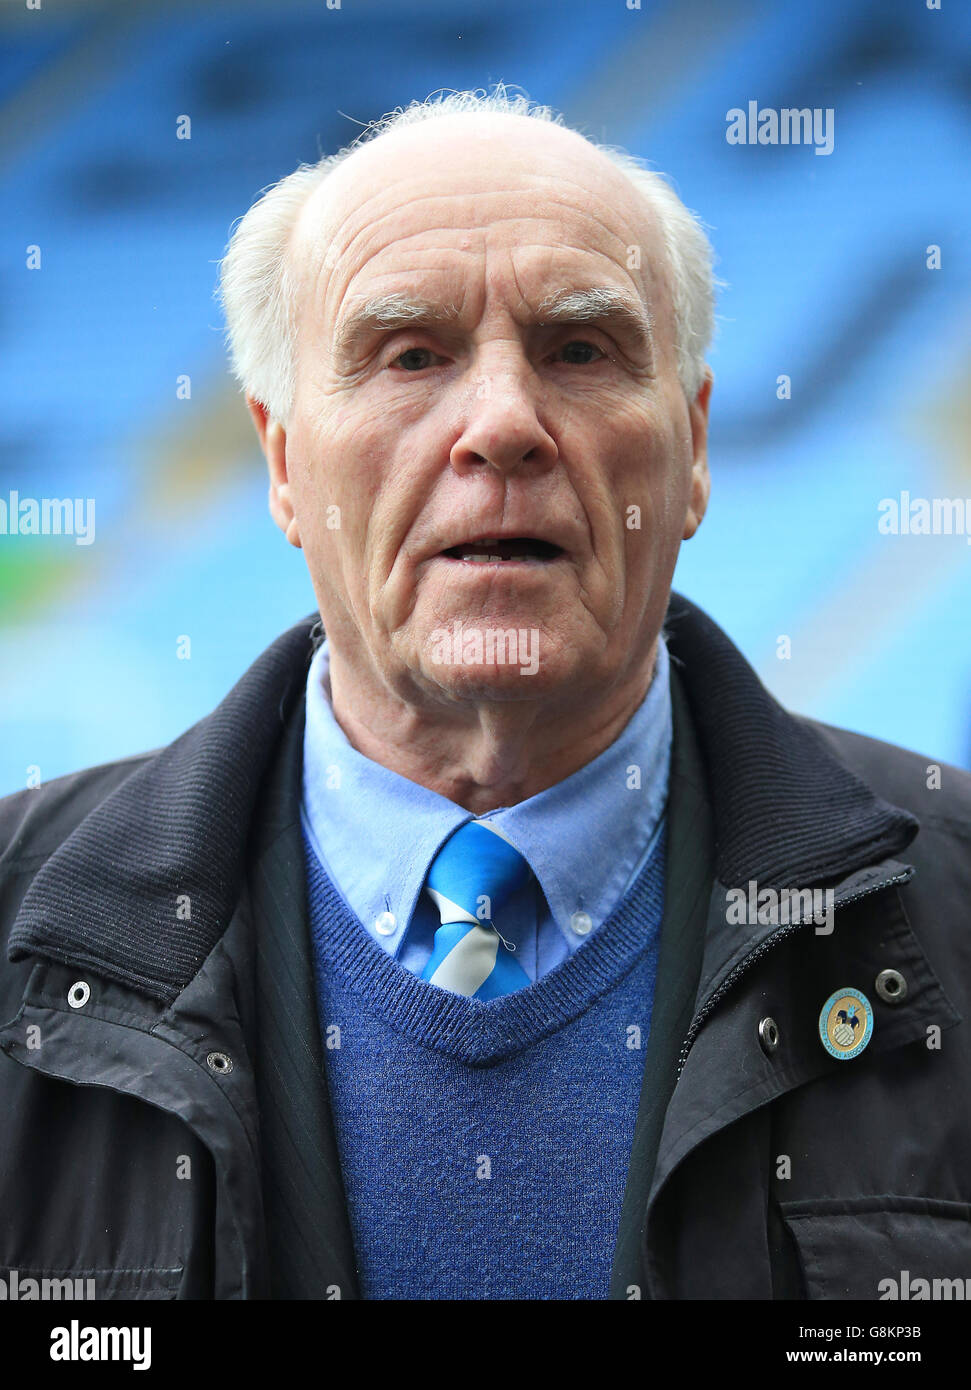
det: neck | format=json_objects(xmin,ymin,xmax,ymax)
[{"xmin": 325, "ymin": 643, "xmax": 660, "ymax": 814}]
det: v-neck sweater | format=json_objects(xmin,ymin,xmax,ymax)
[{"xmin": 303, "ymin": 818, "xmax": 667, "ymax": 1299}]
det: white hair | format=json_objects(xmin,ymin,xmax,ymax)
[{"xmin": 218, "ymin": 84, "xmax": 716, "ymax": 426}]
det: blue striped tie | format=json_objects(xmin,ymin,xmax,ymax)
[{"xmin": 420, "ymin": 819, "xmax": 533, "ymax": 999}]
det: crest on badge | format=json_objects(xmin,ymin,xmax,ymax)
[{"xmin": 819, "ymin": 988, "xmax": 873, "ymax": 1060}]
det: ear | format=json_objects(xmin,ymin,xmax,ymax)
[
  {"xmin": 682, "ymin": 367, "xmax": 712, "ymax": 541},
  {"xmin": 246, "ymin": 395, "xmax": 302, "ymax": 549}
]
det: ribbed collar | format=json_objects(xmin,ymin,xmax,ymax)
[{"xmin": 7, "ymin": 593, "xmax": 919, "ymax": 1003}]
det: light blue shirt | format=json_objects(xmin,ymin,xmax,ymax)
[{"xmin": 300, "ymin": 636, "xmax": 672, "ymax": 982}]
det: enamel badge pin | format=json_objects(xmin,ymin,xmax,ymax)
[{"xmin": 819, "ymin": 988, "xmax": 873, "ymax": 1061}]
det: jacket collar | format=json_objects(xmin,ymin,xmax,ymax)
[
  {"xmin": 7, "ymin": 593, "xmax": 918, "ymax": 1004},
  {"xmin": 663, "ymin": 592, "xmax": 918, "ymax": 887}
]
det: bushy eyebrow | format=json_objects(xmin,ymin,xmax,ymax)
[
  {"xmin": 333, "ymin": 293, "xmax": 461, "ymax": 362},
  {"xmin": 536, "ymin": 288, "xmax": 654, "ymax": 357},
  {"xmin": 332, "ymin": 286, "xmax": 654, "ymax": 364}
]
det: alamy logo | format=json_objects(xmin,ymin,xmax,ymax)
[
  {"xmin": 878, "ymin": 492, "xmax": 971, "ymax": 542},
  {"xmin": 726, "ymin": 880, "xmax": 835, "ymax": 935},
  {"xmin": 0, "ymin": 490, "xmax": 95, "ymax": 546},
  {"xmin": 429, "ymin": 620, "xmax": 539, "ymax": 676},
  {"xmin": 50, "ymin": 1320, "xmax": 151, "ymax": 1371},
  {"xmin": 726, "ymin": 101, "xmax": 835, "ymax": 155},
  {"xmin": 879, "ymin": 1270, "xmax": 971, "ymax": 1300},
  {"xmin": 0, "ymin": 1268, "xmax": 95, "ymax": 1300}
]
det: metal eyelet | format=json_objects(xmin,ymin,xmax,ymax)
[
  {"xmin": 67, "ymin": 981, "xmax": 90, "ymax": 1009},
  {"xmin": 875, "ymin": 968, "xmax": 907, "ymax": 1004},
  {"xmin": 206, "ymin": 1050, "xmax": 233, "ymax": 1075},
  {"xmin": 758, "ymin": 1016, "xmax": 780, "ymax": 1055}
]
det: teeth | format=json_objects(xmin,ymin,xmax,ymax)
[{"xmin": 461, "ymin": 554, "xmax": 504, "ymax": 563}]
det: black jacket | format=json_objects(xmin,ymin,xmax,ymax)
[{"xmin": 1, "ymin": 593, "xmax": 969, "ymax": 1300}]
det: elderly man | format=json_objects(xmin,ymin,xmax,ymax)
[{"xmin": 0, "ymin": 90, "xmax": 969, "ymax": 1303}]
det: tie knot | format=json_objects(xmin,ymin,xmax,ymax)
[{"xmin": 426, "ymin": 819, "xmax": 531, "ymax": 926}]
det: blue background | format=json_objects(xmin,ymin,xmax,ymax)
[{"xmin": 1, "ymin": 0, "xmax": 969, "ymax": 792}]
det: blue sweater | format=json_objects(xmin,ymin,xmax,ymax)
[{"xmin": 303, "ymin": 821, "xmax": 667, "ymax": 1300}]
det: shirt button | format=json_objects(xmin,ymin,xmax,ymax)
[
  {"xmin": 374, "ymin": 911, "xmax": 397, "ymax": 936},
  {"xmin": 570, "ymin": 910, "xmax": 593, "ymax": 936}
]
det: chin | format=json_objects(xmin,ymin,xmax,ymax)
[{"xmin": 427, "ymin": 667, "xmax": 543, "ymax": 703}]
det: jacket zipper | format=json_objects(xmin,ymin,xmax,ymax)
[{"xmin": 675, "ymin": 866, "xmax": 914, "ymax": 1080}]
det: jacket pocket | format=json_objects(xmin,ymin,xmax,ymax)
[
  {"xmin": 0, "ymin": 1265, "xmax": 183, "ymax": 1300},
  {"xmin": 779, "ymin": 1196, "xmax": 971, "ymax": 1299}
]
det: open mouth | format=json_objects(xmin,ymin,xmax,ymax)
[{"xmin": 440, "ymin": 537, "xmax": 565, "ymax": 564}]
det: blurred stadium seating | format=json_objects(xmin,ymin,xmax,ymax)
[{"xmin": 1, "ymin": 0, "xmax": 968, "ymax": 792}]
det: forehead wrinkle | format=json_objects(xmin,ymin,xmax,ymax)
[
  {"xmin": 328, "ymin": 212, "xmax": 649, "ymax": 321},
  {"xmin": 313, "ymin": 167, "xmax": 652, "ymax": 278},
  {"xmin": 300, "ymin": 167, "xmax": 666, "ymax": 363},
  {"xmin": 352, "ymin": 194, "xmax": 642, "ymax": 263}
]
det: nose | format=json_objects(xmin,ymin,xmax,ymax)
[{"xmin": 450, "ymin": 368, "xmax": 559, "ymax": 477}]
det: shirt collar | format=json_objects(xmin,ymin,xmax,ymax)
[
  {"xmin": 301, "ymin": 638, "xmax": 671, "ymax": 944},
  {"xmin": 484, "ymin": 638, "xmax": 671, "ymax": 933},
  {"xmin": 301, "ymin": 645, "xmax": 467, "ymax": 946}
]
